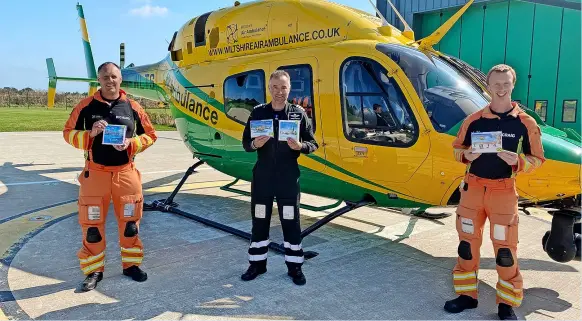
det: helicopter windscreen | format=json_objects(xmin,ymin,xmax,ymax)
[{"xmin": 376, "ymin": 43, "xmax": 489, "ymax": 133}]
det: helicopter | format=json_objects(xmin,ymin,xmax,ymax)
[{"xmin": 46, "ymin": 0, "xmax": 581, "ymax": 259}]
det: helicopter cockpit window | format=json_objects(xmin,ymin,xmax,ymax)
[
  {"xmin": 340, "ymin": 58, "xmax": 418, "ymax": 147},
  {"xmin": 276, "ymin": 65, "xmax": 316, "ymax": 132},
  {"xmin": 224, "ymin": 70, "xmax": 266, "ymax": 124},
  {"xmin": 376, "ymin": 43, "xmax": 488, "ymax": 133}
]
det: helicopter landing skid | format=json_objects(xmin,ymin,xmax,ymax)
[{"xmin": 144, "ymin": 160, "xmax": 374, "ymax": 260}]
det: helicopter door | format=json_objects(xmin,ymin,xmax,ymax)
[
  {"xmin": 336, "ymin": 55, "xmax": 431, "ymax": 184},
  {"xmin": 270, "ymin": 56, "xmax": 326, "ymax": 179}
]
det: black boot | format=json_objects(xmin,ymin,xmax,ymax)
[
  {"xmin": 287, "ymin": 267, "xmax": 306, "ymax": 285},
  {"xmin": 241, "ymin": 264, "xmax": 267, "ymax": 281},
  {"xmin": 444, "ymin": 295, "xmax": 478, "ymax": 313},
  {"xmin": 498, "ymin": 303, "xmax": 517, "ymax": 320},
  {"xmin": 123, "ymin": 265, "xmax": 148, "ymax": 282},
  {"xmin": 80, "ymin": 272, "xmax": 103, "ymax": 291}
]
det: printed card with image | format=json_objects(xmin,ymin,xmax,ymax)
[
  {"xmin": 102, "ymin": 124, "xmax": 127, "ymax": 145},
  {"xmin": 471, "ymin": 131, "xmax": 503, "ymax": 153},
  {"xmin": 278, "ymin": 120, "xmax": 300, "ymax": 142},
  {"xmin": 250, "ymin": 119, "xmax": 274, "ymax": 138}
]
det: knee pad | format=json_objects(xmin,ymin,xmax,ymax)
[
  {"xmin": 496, "ymin": 248, "xmax": 514, "ymax": 267},
  {"xmin": 458, "ymin": 240, "xmax": 472, "ymax": 260},
  {"xmin": 124, "ymin": 221, "xmax": 138, "ymax": 237},
  {"xmin": 86, "ymin": 227, "xmax": 102, "ymax": 243}
]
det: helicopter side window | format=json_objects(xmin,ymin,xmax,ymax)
[
  {"xmin": 276, "ymin": 64, "xmax": 316, "ymax": 133},
  {"xmin": 223, "ymin": 70, "xmax": 266, "ymax": 124},
  {"xmin": 340, "ymin": 58, "xmax": 418, "ymax": 147}
]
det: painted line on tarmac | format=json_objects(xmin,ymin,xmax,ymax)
[
  {"xmin": 0, "ymin": 167, "xmax": 215, "ymax": 187},
  {"xmin": 0, "ymin": 177, "xmax": 244, "ymax": 320},
  {"xmin": 0, "ymin": 199, "xmax": 77, "ymax": 225}
]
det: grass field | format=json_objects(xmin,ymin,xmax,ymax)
[{"xmin": 0, "ymin": 107, "xmax": 176, "ymax": 132}]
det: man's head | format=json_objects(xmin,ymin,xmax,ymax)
[
  {"xmin": 97, "ymin": 62, "xmax": 122, "ymax": 99},
  {"xmin": 486, "ymin": 64, "xmax": 516, "ymax": 103},
  {"xmin": 268, "ymin": 70, "xmax": 290, "ymax": 106},
  {"xmin": 373, "ymin": 104, "xmax": 382, "ymax": 113}
]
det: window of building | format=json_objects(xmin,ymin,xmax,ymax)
[
  {"xmin": 276, "ymin": 65, "xmax": 316, "ymax": 132},
  {"xmin": 340, "ymin": 58, "xmax": 418, "ymax": 147},
  {"xmin": 562, "ymin": 100, "xmax": 578, "ymax": 123},
  {"xmin": 223, "ymin": 70, "xmax": 265, "ymax": 124},
  {"xmin": 534, "ymin": 100, "xmax": 547, "ymax": 122}
]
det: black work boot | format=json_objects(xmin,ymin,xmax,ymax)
[
  {"xmin": 241, "ymin": 263, "xmax": 267, "ymax": 281},
  {"xmin": 444, "ymin": 295, "xmax": 478, "ymax": 313},
  {"xmin": 80, "ymin": 272, "xmax": 103, "ymax": 291},
  {"xmin": 123, "ymin": 265, "xmax": 148, "ymax": 282},
  {"xmin": 287, "ymin": 267, "xmax": 306, "ymax": 285},
  {"xmin": 498, "ymin": 303, "xmax": 517, "ymax": 320}
]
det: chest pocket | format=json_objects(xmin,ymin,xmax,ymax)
[{"xmin": 288, "ymin": 112, "xmax": 302, "ymax": 121}]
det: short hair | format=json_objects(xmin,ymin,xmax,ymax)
[
  {"xmin": 97, "ymin": 62, "xmax": 121, "ymax": 73},
  {"xmin": 270, "ymin": 70, "xmax": 290, "ymax": 81},
  {"xmin": 486, "ymin": 64, "xmax": 516, "ymax": 85}
]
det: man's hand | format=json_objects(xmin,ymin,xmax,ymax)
[
  {"xmin": 463, "ymin": 148, "xmax": 482, "ymax": 162},
  {"xmin": 287, "ymin": 137, "xmax": 303, "ymax": 151},
  {"xmin": 113, "ymin": 138, "xmax": 130, "ymax": 151},
  {"xmin": 253, "ymin": 135, "xmax": 271, "ymax": 149},
  {"xmin": 90, "ymin": 120, "xmax": 108, "ymax": 138},
  {"xmin": 498, "ymin": 150, "xmax": 518, "ymax": 166}
]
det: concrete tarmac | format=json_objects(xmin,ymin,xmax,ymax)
[{"xmin": 0, "ymin": 131, "xmax": 579, "ymax": 320}]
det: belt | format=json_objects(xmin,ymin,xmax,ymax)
[{"xmin": 464, "ymin": 173, "xmax": 515, "ymax": 189}]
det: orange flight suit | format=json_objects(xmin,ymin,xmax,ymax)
[
  {"xmin": 451, "ymin": 103, "xmax": 545, "ymax": 307},
  {"xmin": 63, "ymin": 89, "xmax": 157, "ymax": 275}
]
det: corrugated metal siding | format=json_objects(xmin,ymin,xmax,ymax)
[{"xmin": 376, "ymin": 0, "xmax": 581, "ymax": 131}]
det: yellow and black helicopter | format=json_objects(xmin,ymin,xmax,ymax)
[{"xmin": 46, "ymin": 0, "xmax": 581, "ymax": 260}]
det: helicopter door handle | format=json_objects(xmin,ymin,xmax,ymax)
[
  {"xmin": 214, "ymin": 132, "xmax": 221, "ymax": 140},
  {"xmin": 354, "ymin": 146, "xmax": 368, "ymax": 157}
]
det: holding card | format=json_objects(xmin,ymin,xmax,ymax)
[
  {"xmin": 250, "ymin": 120, "xmax": 274, "ymax": 138},
  {"xmin": 471, "ymin": 131, "xmax": 502, "ymax": 153},
  {"xmin": 102, "ymin": 124, "xmax": 127, "ymax": 145},
  {"xmin": 279, "ymin": 120, "xmax": 300, "ymax": 142}
]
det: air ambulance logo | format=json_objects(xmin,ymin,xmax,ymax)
[{"xmin": 227, "ymin": 24, "xmax": 238, "ymax": 44}]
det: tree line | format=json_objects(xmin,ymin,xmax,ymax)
[{"xmin": 0, "ymin": 87, "xmax": 162, "ymax": 109}]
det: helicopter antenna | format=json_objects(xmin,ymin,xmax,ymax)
[
  {"xmin": 366, "ymin": 0, "xmax": 390, "ymax": 26},
  {"xmin": 386, "ymin": 0, "xmax": 414, "ymax": 40},
  {"xmin": 367, "ymin": 0, "xmax": 414, "ymax": 40}
]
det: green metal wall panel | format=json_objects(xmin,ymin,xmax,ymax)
[
  {"xmin": 422, "ymin": 12, "xmax": 442, "ymax": 51},
  {"xmin": 439, "ymin": 11, "xmax": 462, "ymax": 58},
  {"xmin": 481, "ymin": 1, "xmax": 510, "ymax": 73},
  {"xmin": 417, "ymin": 0, "xmax": 581, "ymax": 133},
  {"xmin": 459, "ymin": 5, "xmax": 485, "ymax": 70},
  {"xmin": 528, "ymin": 4, "xmax": 563, "ymax": 126},
  {"xmin": 554, "ymin": 9, "xmax": 581, "ymax": 130},
  {"xmin": 505, "ymin": 0, "xmax": 535, "ymax": 105}
]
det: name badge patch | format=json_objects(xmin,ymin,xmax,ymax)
[{"xmin": 288, "ymin": 112, "xmax": 302, "ymax": 121}]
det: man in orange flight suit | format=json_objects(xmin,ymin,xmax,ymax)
[
  {"xmin": 444, "ymin": 64, "xmax": 545, "ymax": 320},
  {"xmin": 63, "ymin": 62, "xmax": 157, "ymax": 291}
]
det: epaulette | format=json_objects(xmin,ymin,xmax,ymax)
[{"xmin": 292, "ymin": 104, "xmax": 305, "ymax": 112}]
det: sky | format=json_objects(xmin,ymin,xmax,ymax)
[{"xmin": 0, "ymin": 0, "xmax": 375, "ymax": 93}]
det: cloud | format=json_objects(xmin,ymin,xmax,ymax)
[{"xmin": 129, "ymin": 4, "xmax": 168, "ymax": 17}]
